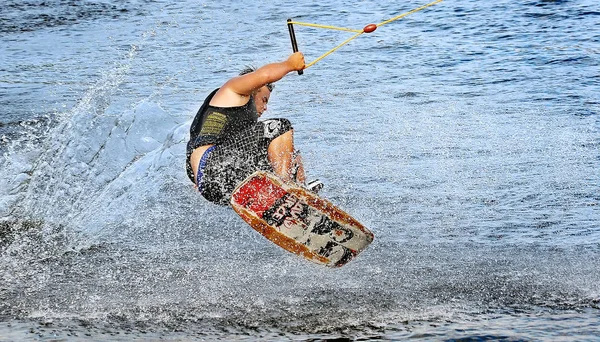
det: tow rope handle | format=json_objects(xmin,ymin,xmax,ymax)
[{"xmin": 287, "ymin": 19, "xmax": 303, "ymax": 75}]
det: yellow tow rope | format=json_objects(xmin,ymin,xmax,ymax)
[{"xmin": 287, "ymin": 0, "xmax": 444, "ymax": 69}]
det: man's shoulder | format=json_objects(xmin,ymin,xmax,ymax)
[{"xmin": 209, "ymin": 87, "xmax": 250, "ymax": 108}]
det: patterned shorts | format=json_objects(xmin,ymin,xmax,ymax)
[{"xmin": 200, "ymin": 118, "xmax": 293, "ymax": 206}]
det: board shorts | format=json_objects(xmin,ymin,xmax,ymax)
[{"xmin": 196, "ymin": 118, "xmax": 293, "ymax": 206}]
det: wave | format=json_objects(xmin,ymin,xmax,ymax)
[
  {"xmin": 0, "ymin": 44, "xmax": 189, "ymax": 242},
  {"xmin": 0, "ymin": 0, "xmax": 147, "ymax": 34}
]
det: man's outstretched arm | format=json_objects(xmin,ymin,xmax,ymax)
[{"xmin": 210, "ymin": 52, "xmax": 305, "ymax": 107}]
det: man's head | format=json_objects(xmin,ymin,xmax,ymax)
[{"xmin": 240, "ymin": 66, "xmax": 273, "ymax": 116}]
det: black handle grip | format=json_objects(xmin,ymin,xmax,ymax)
[{"xmin": 287, "ymin": 19, "xmax": 303, "ymax": 75}]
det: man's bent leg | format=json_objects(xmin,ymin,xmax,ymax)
[
  {"xmin": 291, "ymin": 150, "xmax": 306, "ymax": 184},
  {"xmin": 266, "ymin": 127, "xmax": 322, "ymax": 193},
  {"xmin": 267, "ymin": 130, "xmax": 298, "ymax": 182}
]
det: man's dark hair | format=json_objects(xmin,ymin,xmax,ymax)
[{"xmin": 240, "ymin": 66, "xmax": 274, "ymax": 92}]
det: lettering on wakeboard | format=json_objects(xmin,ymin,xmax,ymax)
[
  {"xmin": 262, "ymin": 193, "xmax": 354, "ymax": 262},
  {"xmin": 263, "ymin": 193, "xmax": 309, "ymax": 229}
]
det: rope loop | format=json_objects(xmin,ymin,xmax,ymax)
[{"xmin": 288, "ymin": 0, "xmax": 444, "ymax": 70}]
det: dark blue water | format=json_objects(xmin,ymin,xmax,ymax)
[{"xmin": 1, "ymin": 0, "xmax": 599, "ymax": 340}]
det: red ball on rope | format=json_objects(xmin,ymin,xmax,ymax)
[{"xmin": 363, "ymin": 24, "xmax": 377, "ymax": 33}]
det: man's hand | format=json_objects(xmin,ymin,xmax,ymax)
[{"xmin": 286, "ymin": 52, "xmax": 305, "ymax": 71}]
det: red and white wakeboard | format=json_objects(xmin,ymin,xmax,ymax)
[{"xmin": 231, "ymin": 171, "xmax": 374, "ymax": 267}]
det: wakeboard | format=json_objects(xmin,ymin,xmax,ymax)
[{"xmin": 230, "ymin": 171, "xmax": 374, "ymax": 267}]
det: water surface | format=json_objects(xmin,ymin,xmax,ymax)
[{"xmin": 1, "ymin": 0, "xmax": 599, "ymax": 340}]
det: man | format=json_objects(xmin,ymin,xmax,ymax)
[{"xmin": 186, "ymin": 51, "xmax": 322, "ymax": 206}]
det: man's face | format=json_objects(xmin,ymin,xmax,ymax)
[{"xmin": 254, "ymin": 86, "xmax": 271, "ymax": 116}]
